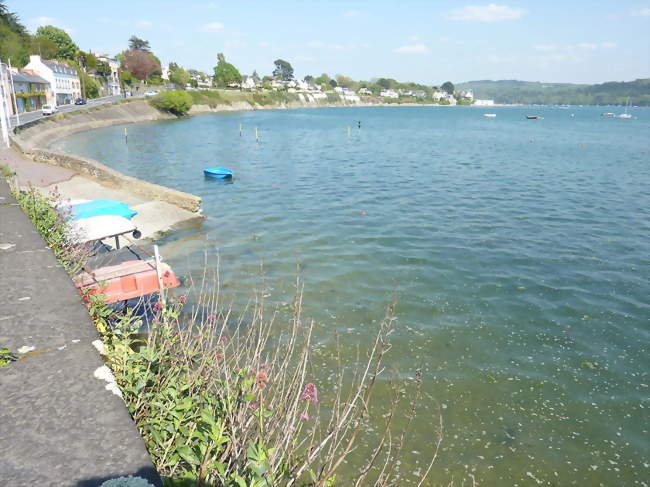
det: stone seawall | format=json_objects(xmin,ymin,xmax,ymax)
[
  {"xmin": 26, "ymin": 148, "xmax": 201, "ymax": 213},
  {"xmin": 14, "ymin": 99, "xmax": 173, "ymax": 151}
]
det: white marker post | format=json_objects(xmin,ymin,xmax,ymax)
[{"xmin": 154, "ymin": 244, "xmax": 166, "ymax": 308}]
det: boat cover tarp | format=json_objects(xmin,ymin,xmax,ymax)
[{"xmin": 71, "ymin": 200, "xmax": 137, "ymax": 220}]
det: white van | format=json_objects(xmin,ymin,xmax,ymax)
[{"xmin": 42, "ymin": 104, "xmax": 57, "ymax": 115}]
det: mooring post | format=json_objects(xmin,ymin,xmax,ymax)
[
  {"xmin": 124, "ymin": 126, "xmax": 128, "ymax": 144},
  {"xmin": 239, "ymin": 123, "xmax": 243, "ymax": 137},
  {"xmin": 154, "ymin": 244, "xmax": 166, "ymax": 307},
  {"xmin": 348, "ymin": 126, "xmax": 351, "ymax": 137},
  {"xmin": 255, "ymin": 126, "xmax": 259, "ymax": 142}
]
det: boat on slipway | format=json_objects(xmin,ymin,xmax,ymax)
[
  {"xmin": 73, "ymin": 258, "xmax": 180, "ymax": 304},
  {"xmin": 69, "ymin": 200, "xmax": 138, "ymax": 220},
  {"xmin": 69, "ymin": 215, "xmax": 141, "ymax": 249}
]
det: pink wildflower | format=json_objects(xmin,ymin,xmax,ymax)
[
  {"xmin": 178, "ymin": 295, "xmax": 187, "ymax": 304},
  {"xmin": 207, "ymin": 313, "xmax": 216, "ymax": 321},
  {"xmin": 256, "ymin": 371, "xmax": 268, "ymax": 389},
  {"xmin": 248, "ymin": 403, "xmax": 258, "ymax": 412},
  {"xmin": 215, "ymin": 353, "xmax": 224, "ymax": 361},
  {"xmin": 260, "ymin": 363, "xmax": 269, "ymax": 370},
  {"xmin": 300, "ymin": 413, "xmax": 309, "ymax": 422},
  {"xmin": 301, "ymin": 383, "xmax": 318, "ymax": 405},
  {"xmin": 153, "ymin": 301, "xmax": 163, "ymax": 313}
]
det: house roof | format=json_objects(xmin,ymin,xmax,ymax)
[
  {"xmin": 43, "ymin": 60, "xmax": 77, "ymax": 76},
  {"xmin": 14, "ymin": 71, "xmax": 49, "ymax": 85}
]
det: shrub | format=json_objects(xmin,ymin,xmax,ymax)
[{"xmin": 151, "ymin": 90, "xmax": 193, "ymax": 116}]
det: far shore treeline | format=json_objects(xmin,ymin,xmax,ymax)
[{"xmin": 1, "ymin": 1, "xmax": 648, "ymax": 106}]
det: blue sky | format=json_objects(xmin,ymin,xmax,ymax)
[{"xmin": 11, "ymin": 1, "xmax": 650, "ymax": 84}]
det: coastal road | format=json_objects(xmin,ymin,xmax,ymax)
[{"xmin": 9, "ymin": 94, "xmax": 141, "ymax": 128}]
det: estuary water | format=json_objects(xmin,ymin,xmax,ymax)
[{"xmin": 53, "ymin": 106, "xmax": 649, "ymax": 485}]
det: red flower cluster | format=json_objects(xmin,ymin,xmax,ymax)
[
  {"xmin": 178, "ymin": 295, "xmax": 187, "ymax": 304},
  {"xmin": 301, "ymin": 383, "xmax": 318, "ymax": 405}
]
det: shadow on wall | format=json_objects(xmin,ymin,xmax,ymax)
[{"xmin": 75, "ymin": 466, "xmax": 162, "ymax": 487}]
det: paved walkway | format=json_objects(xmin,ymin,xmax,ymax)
[{"xmin": 0, "ymin": 175, "xmax": 162, "ymax": 486}]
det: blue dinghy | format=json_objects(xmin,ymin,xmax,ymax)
[
  {"xmin": 204, "ymin": 167, "xmax": 233, "ymax": 179},
  {"xmin": 71, "ymin": 200, "xmax": 138, "ymax": 220}
]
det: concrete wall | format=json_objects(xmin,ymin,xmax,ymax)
[
  {"xmin": 12, "ymin": 99, "xmax": 201, "ymax": 213},
  {"xmin": 26, "ymin": 148, "xmax": 201, "ymax": 213},
  {"xmin": 14, "ymin": 99, "xmax": 173, "ymax": 151}
]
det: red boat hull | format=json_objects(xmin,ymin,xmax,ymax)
[{"xmin": 74, "ymin": 259, "xmax": 180, "ymax": 303}]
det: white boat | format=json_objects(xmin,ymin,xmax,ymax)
[
  {"xmin": 618, "ymin": 98, "xmax": 633, "ymax": 118},
  {"xmin": 69, "ymin": 215, "xmax": 141, "ymax": 248},
  {"xmin": 483, "ymin": 113, "xmax": 496, "ymax": 118}
]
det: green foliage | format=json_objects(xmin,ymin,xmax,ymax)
[
  {"xmin": 0, "ymin": 23, "xmax": 29, "ymax": 66},
  {"xmin": 0, "ymin": 347, "xmax": 16, "ymax": 368},
  {"xmin": 150, "ymin": 90, "xmax": 193, "ymax": 115},
  {"xmin": 272, "ymin": 59, "xmax": 294, "ymax": 81},
  {"xmin": 213, "ymin": 53, "xmax": 242, "ymax": 87},
  {"xmin": 0, "ymin": 2, "xmax": 30, "ymax": 67},
  {"xmin": 441, "ymin": 81, "xmax": 454, "ymax": 94},
  {"xmin": 30, "ymin": 35, "xmax": 58, "ymax": 59},
  {"xmin": 13, "ymin": 187, "xmax": 87, "ymax": 275},
  {"xmin": 96, "ymin": 60, "xmax": 112, "ymax": 77},
  {"xmin": 121, "ymin": 70, "xmax": 135, "ymax": 86},
  {"xmin": 35, "ymin": 25, "xmax": 78, "ymax": 60},
  {"xmin": 129, "ymin": 35, "xmax": 151, "ymax": 52},
  {"xmin": 169, "ymin": 67, "xmax": 190, "ymax": 88},
  {"xmin": 456, "ymin": 78, "xmax": 650, "ymax": 106}
]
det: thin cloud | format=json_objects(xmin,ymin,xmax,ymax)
[
  {"xmin": 200, "ymin": 22, "xmax": 224, "ymax": 32},
  {"xmin": 578, "ymin": 42, "xmax": 598, "ymax": 50},
  {"xmin": 137, "ymin": 20, "xmax": 152, "ymax": 28},
  {"xmin": 28, "ymin": 16, "xmax": 75, "ymax": 34},
  {"xmin": 630, "ymin": 7, "xmax": 650, "ymax": 16},
  {"xmin": 206, "ymin": 2, "xmax": 218, "ymax": 7},
  {"xmin": 447, "ymin": 4, "xmax": 526, "ymax": 22},
  {"xmin": 534, "ymin": 44, "xmax": 557, "ymax": 52},
  {"xmin": 601, "ymin": 41, "xmax": 617, "ymax": 48},
  {"xmin": 393, "ymin": 43, "xmax": 429, "ymax": 54}
]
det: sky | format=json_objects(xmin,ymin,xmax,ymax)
[{"xmin": 10, "ymin": 0, "xmax": 650, "ymax": 85}]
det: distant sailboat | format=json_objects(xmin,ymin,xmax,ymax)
[{"xmin": 618, "ymin": 98, "xmax": 632, "ymax": 119}]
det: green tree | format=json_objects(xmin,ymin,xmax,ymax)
[
  {"xmin": 128, "ymin": 35, "xmax": 151, "ymax": 52},
  {"xmin": 441, "ymin": 81, "xmax": 454, "ymax": 94},
  {"xmin": 150, "ymin": 90, "xmax": 193, "ymax": 115},
  {"xmin": 120, "ymin": 70, "xmax": 134, "ymax": 86},
  {"xmin": 0, "ymin": 1, "xmax": 27, "ymax": 35},
  {"xmin": 0, "ymin": 4, "xmax": 30, "ymax": 66},
  {"xmin": 96, "ymin": 60, "xmax": 111, "ymax": 77},
  {"xmin": 169, "ymin": 67, "xmax": 190, "ymax": 88},
  {"xmin": 272, "ymin": 59, "xmax": 294, "ymax": 81},
  {"xmin": 213, "ymin": 52, "xmax": 242, "ymax": 87},
  {"xmin": 168, "ymin": 62, "xmax": 179, "ymax": 72},
  {"xmin": 35, "ymin": 25, "xmax": 78, "ymax": 60},
  {"xmin": 304, "ymin": 74, "xmax": 314, "ymax": 83}
]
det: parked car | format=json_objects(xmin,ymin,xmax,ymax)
[
  {"xmin": 144, "ymin": 90, "xmax": 159, "ymax": 97},
  {"xmin": 42, "ymin": 104, "xmax": 57, "ymax": 115},
  {"xmin": 75, "ymin": 98, "xmax": 87, "ymax": 105}
]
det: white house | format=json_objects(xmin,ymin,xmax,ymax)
[
  {"xmin": 358, "ymin": 87, "xmax": 371, "ymax": 95},
  {"xmin": 97, "ymin": 55, "xmax": 121, "ymax": 96},
  {"xmin": 343, "ymin": 93, "xmax": 360, "ymax": 103},
  {"xmin": 380, "ymin": 89, "xmax": 399, "ymax": 99},
  {"xmin": 23, "ymin": 55, "xmax": 81, "ymax": 106},
  {"xmin": 474, "ymin": 99, "xmax": 494, "ymax": 106},
  {"xmin": 161, "ymin": 66, "xmax": 170, "ymax": 81},
  {"xmin": 241, "ymin": 76, "xmax": 257, "ymax": 89}
]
